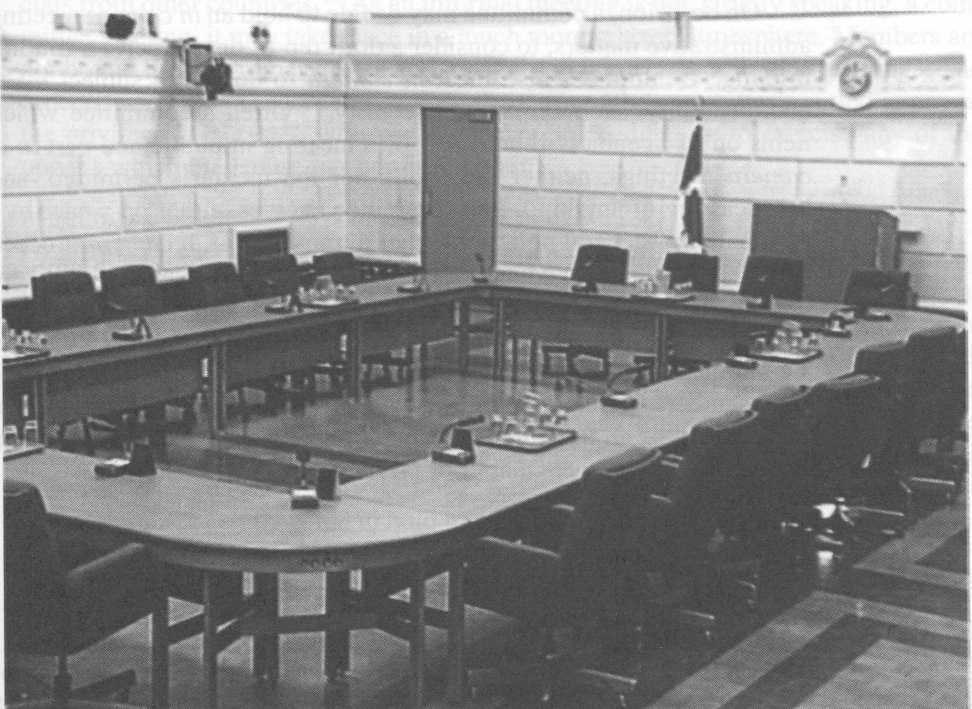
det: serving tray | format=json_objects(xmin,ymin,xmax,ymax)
[
  {"xmin": 748, "ymin": 348, "xmax": 823, "ymax": 364},
  {"xmin": 477, "ymin": 427, "xmax": 577, "ymax": 453}
]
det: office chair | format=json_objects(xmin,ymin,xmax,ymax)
[
  {"xmin": 901, "ymin": 325, "xmax": 964, "ymax": 501},
  {"xmin": 842, "ymin": 269, "xmax": 912, "ymax": 310},
  {"xmin": 649, "ymin": 409, "xmax": 777, "ymax": 620},
  {"xmin": 464, "ymin": 447, "xmax": 686, "ymax": 705},
  {"xmin": 4, "ymin": 480, "xmax": 168, "ymax": 709},
  {"xmin": 643, "ymin": 252, "xmax": 720, "ymax": 378},
  {"xmin": 241, "ymin": 253, "xmax": 302, "ymax": 299},
  {"xmin": 100, "ymin": 265, "xmax": 184, "ymax": 443},
  {"xmin": 750, "ymin": 385, "xmax": 816, "ymax": 539},
  {"xmin": 845, "ymin": 340, "xmax": 913, "ymax": 534},
  {"xmin": 663, "ymin": 252, "xmax": 719, "ymax": 292},
  {"xmin": 541, "ymin": 245, "xmax": 629, "ymax": 382},
  {"xmin": 803, "ymin": 372, "xmax": 889, "ymax": 551},
  {"xmin": 738, "ymin": 255, "xmax": 804, "ymax": 301},
  {"xmin": 30, "ymin": 272, "xmax": 122, "ymax": 456},
  {"xmin": 99, "ymin": 265, "xmax": 165, "ymax": 317},
  {"xmin": 312, "ymin": 251, "xmax": 413, "ymax": 392},
  {"xmin": 186, "ymin": 261, "xmax": 246, "ymax": 309}
]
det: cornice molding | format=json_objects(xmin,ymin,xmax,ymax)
[{"xmin": 1, "ymin": 31, "xmax": 963, "ymax": 112}]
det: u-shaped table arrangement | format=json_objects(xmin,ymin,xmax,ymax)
[{"xmin": 4, "ymin": 271, "xmax": 963, "ymax": 708}]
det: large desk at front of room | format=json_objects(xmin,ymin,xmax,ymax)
[{"xmin": 3, "ymin": 274, "xmax": 962, "ymax": 709}]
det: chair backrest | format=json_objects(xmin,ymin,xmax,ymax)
[
  {"xmin": 4, "ymin": 480, "xmax": 68, "ymax": 653},
  {"xmin": 739, "ymin": 255, "xmax": 804, "ymax": 300},
  {"xmin": 663, "ymin": 252, "xmax": 719, "ymax": 292},
  {"xmin": 842, "ymin": 269, "xmax": 911, "ymax": 309},
  {"xmin": 751, "ymin": 385, "xmax": 813, "ymax": 507},
  {"xmin": 570, "ymin": 244, "xmax": 629, "ymax": 286},
  {"xmin": 905, "ymin": 325, "xmax": 959, "ymax": 441},
  {"xmin": 667, "ymin": 410, "xmax": 765, "ymax": 555},
  {"xmin": 100, "ymin": 264, "xmax": 164, "ymax": 316},
  {"xmin": 242, "ymin": 253, "xmax": 299, "ymax": 297},
  {"xmin": 805, "ymin": 373, "xmax": 887, "ymax": 482},
  {"xmin": 854, "ymin": 340, "xmax": 909, "ymax": 470},
  {"xmin": 558, "ymin": 447, "xmax": 662, "ymax": 621},
  {"xmin": 187, "ymin": 261, "xmax": 246, "ymax": 308},
  {"xmin": 313, "ymin": 252, "xmax": 361, "ymax": 286},
  {"xmin": 31, "ymin": 271, "xmax": 102, "ymax": 330}
]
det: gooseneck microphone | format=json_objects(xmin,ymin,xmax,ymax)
[
  {"xmin": 437, "ymin": 414, "xmax": 486, "ymax": 442},
  {"xmin": 473, "ymin": 253, "xmax": 490, "ymax": 284},
  {"xmin": 432, "ymin": 414, "xmax": 485, "ymax": 464},
  {"xmin": 600, "ymin": 364, "xmax": 654, "ymax": 408}
]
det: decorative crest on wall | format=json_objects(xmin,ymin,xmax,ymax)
[{"xmin": 823, "ymin": 33, "xmax": 889, "ymax": 110}]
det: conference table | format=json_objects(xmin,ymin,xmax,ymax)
[{"xmin": 3, "ymin": 273, "xmax": 963, "ymax": 708}]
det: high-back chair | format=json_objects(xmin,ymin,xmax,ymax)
[
  {"xmin": 663, "ymin": 252, "xmax": 719, "ymax": 293},
  {"xmin": 187, "ymin": 262, "xmax": 246, "ymax": 309},
  {"xmin": 463, "ymin": 447, "xmax": 681, "ymax": 705},
  {"xmin": 4, "ymin": 480, "xmax": 167, "ymax": 709},
  {"xmin": 541, "ymin": 245, "xmax": 630, "ymax": 382},
  {"xmin": 842, "ymin": 268, "xmax": 911, "ymax": 310},
  {"xmin": 242, "ymin": 253, "xmax": 301, "ymax": 298},
  {"xmin": 100, "ymin": 265, "xmax": 164, "ymax": 317},
  {"xmin": 803, "ymin": 372, "xmax": 889, "ymax": 549},
  {"xmin": 312, "ymin": 252, "xmax": 361, "ymax": 287},
  {"xmin": 902, "ymin": 325, "xmax": 963, "ymax": 500},
  {"xmin": 31, "ymin": 271, "xmax": 102, "ymax": 331},
  {"xmin": 739, "ymin": 255, "xmax": 804, "ymax": 301}
]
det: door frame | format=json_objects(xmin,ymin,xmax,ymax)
[{"xmin": 419, "ymin": 107, "xmax": 499, "ymax": 270}]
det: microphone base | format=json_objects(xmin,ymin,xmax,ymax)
[
  {"xmin": 431, "ymin": 447, "xmax": 475, "ymax": 465},
  {"xmin": 290, "ymin": 487, "xmax": 320, "ymax": 509},
  {"xmin": 397, "ymin": 284, "xmax": 424, "ymax": 294},
  {"xmin": 571, "ymin": 282, "xmax": 598, "ymax": 294},
  {"xmin": 857, "ymin": 309, "xmax": 892, "ymax": 321},
  {"xmin": 472, "ymin": 275, "xmax": 490, "ymax": 284},
  {"xmin": 112, "ymin": 329, "xmax": 144, "ymax": 341},
  {"xmin": 600, "ymin": 393, "xmax": 638, "ymax": 409}
]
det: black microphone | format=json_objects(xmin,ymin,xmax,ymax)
[
  {"xmin": 110, "ymin": 303, "xmax": 152, "ymax": 341},
  {"xmin": 437, "ymin": 414, "xmax": 486, "ymax": 442},
  {"xmin": 600, "ymin": 364, "xmax": 654, "ymax": 409},
  {"xmin": 854, "ymin": 282, "xmax": 896, "ymax": 320},
  {"xmin": 432, "ymin": 414, "xmax": 484, "ymax": 464}
]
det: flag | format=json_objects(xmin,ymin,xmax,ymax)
[{"xmin": 675, "ymin": 120, "xmax": 704, "ymax": 251}]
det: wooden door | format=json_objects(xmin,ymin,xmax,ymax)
[{"xmin": 421, "ymin": 108, "xmax": 497, "ymax": 273}]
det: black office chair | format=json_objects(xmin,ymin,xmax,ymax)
[
  {"xmin": 739, "ymin": 255, "xmax": 804, "ymax": 301},
  {"xmin": 645, "ymin": 253, "xmax": 721, "ymax": 378},
  {"xmin": 241, "ymin": 253, "xmax": 302, "ymax": 299},
  {"xmin": 30, "ymin": 272, "xmax": 122, "ymax": 456},
  {"xmin": 663, "ymin": 252, "xmax": 719, "ymax": 292},
  {"xmin": 464, "ymin": 447, "xmax": 686, "ymax": 705},
  {"xmin": 186, "ymin": 261, "xmax": 246, "ymax": 309},
  {"xmin": 901, "ymin": 325, "xmax": 964, "ymax": 501},
  {"xmin": 4, "ymin": 480, "xmax": 167, "ymax": 709},
  {"xmin": 31, "ymin": 271, "xmax": 102, "ymax": 331},
  {"xmin": 99, "ymin": 265, "xmax": 165, "ymax": 317},
  {"xmin": 803, "ymin": 372, "xmax": 889, "ymax": 551},
  {"xmin": 541, "ymin": 245, "xmax": 629, "ymax": 382},
  {"xmin": 842, "ymin": 269, "xmax": 911, "ymax": 311},
  {"xmin": 649, "ymin": 410, "xmax": 776, "ymax": 620},
  {"xmin": 312, "ymin": 251, "xmax": 413, "ymax": 392},
  {"xmin": 845, "ymin": 340, "xmax": 913, "ymax": 534}
]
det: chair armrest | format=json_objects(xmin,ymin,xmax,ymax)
[
  {"xmin": 66, "ymin": 543, "xmax": 156, "ymax": 596},
  {"xmin": 641, "ymin": 455, "xmax": 680, "ymax": 494},
  {"xmin": 523, "ymin": 503, "xmax": 574, "ymax": 550},
  {"xmin": 465, "ymin": 536, "xmax": 561, "ymax": 617}
]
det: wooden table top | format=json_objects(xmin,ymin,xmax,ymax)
[{"xmin": 3, "ymin": 277, "xmax": 962, "ymax": 574}]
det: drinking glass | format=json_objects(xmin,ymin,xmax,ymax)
[
  {"xmin": 4, "ymin": 424, "xmax": 20, "ymax": 448},
  {"xmin": 23, "ymin": 419, "xmax": 39, "ymax": 446}
]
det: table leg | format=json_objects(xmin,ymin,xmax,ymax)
[
  {"xmin": 445, "ymin": 560, "xmax": 465, "ymax": 704},
  {"xmin": 252, "ymin": 573, "xmax": 280, "ymax": 685},
  {"xmin": 208, "ymin": 344, "xmax": 225, "ymax": 438},
  {"xmin": 35, "ymin": 375, "xmax": 48, "ymax": 444},
  {"xmin": 151, "ymin": 594, "xmax": 169, "ymax": 709},
  {"xmin": 202, "ymin": 571, "xmax": 220, "ymax": 709},
  {"xmin": 409, "ymin": 561, "xmax": 427, "ymax": 709},
  {"xmin": 324, "ymin": 571, "xmax": 351, "ymax": 684},
  {"xmin": 419, "ymin": 342, "xmax": 429, "ymax": 380},
  {"xmin": 655, "ymin": 314, "xmax": 669, "ymax": 382},
  {"xmin": 347, "ymin": 321, "xmax": 361, "ymax": 402},
  {"xmin": 493, "ymin": 301, "xmax": 507, "ymax": 380},
  {"xmin": 529, "ymin": 338, "xmax": 539, "ymax": 387},
  {"xmin": 457, "ymin": 300, "xmax": 470, "ymax": 375}
]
